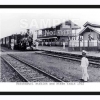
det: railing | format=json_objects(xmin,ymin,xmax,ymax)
[
  {"xmin": 37, "ymin": 30, "xmax": 75, "ymax": 38},
  {"xmin": 69, "ymin": 40, "xmax": 98, "ymax": 47},
  {"xmin": 39, "ymin": 42, "xmax": 69, "ymax": 46},
  {"xmin": 69, "ymin": 40, "xmax": 100, "ymax": 51}
]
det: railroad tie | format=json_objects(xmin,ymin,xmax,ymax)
[{"xmin": 32, "ymin": 76, "xmax": 45, "ymax": 80}]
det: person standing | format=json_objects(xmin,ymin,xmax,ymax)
[
  {"xmin": 63, "ymin": 42, "xmax": 65, "ymax": 49},
  {"xmin": 36, "ymin": 41, "xmax": 39, "ymax": 49},
  {"xmin": 42, "ymin": 42, "xmax": 43, "ymax": 46},
  {"xmin": 80, "ymin": 50, "xmax": 89, "ymax": 82},
  {"xmin": 11, "ymin": 43, "xmax": 14, "ymax": 50}
]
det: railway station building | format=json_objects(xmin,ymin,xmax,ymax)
[
  {"xmin": 37, "ymin": 20, "xmax": 81, "ymax": 46},
  {"xmin": 69, "ymin": 22, "xmax": 100, "ymax": 51}
]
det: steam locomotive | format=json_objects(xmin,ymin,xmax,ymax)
[{"xmin": 0, "ymin": 29, "xmax": 33, "ymax": 50}]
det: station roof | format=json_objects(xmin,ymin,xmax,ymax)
[
  {"xmin": 79, "ymin": 26, "xmax": 100, "ymax": 35},
  {"xmin": 40, "ymin": 27, "xmax": 56, "ymax": 31},
  {"xmin": 83, "ymin": 21, "xmax": 100, "ymax": 28},
  {"xmin": 40, "ymin": 20, "xmax": 81, "ymax": 31},
  {"xmin": 55, "ymin": 20, "xmax": 81, "ymax": 30}
]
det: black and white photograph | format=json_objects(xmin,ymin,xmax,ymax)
[{"xmin": 0, "ymin": 8, "xmax": 100, "ymax": 87}]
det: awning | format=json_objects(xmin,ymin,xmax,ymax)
[{"xmin": 38, "ymin": 37, "xmax": 57, "ymax": 40}]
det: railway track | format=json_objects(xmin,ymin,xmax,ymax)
[
  {"xmin": 1, "ymin": 53, "xmax": 63, "ymax": 82},
  {"xmin": 35, "ymin": 51, "xmax": 100, "ymax": 66},
  {"xmin": 2, "ymin": 47, "xmax": 100, "ymax": 66},
  {"xmin": 1, "ymin": 47, "xmax": 100, "ymax": 66},
  {"xmin": 1, "ymin": 49, "xmax": 7, "ymax": 52},
  {"xmin": 1, "ymin": 48, "xmax": 100, "ymax": 82},
  {"xmin": 1, "ymin": 57, "xmax": 27, "ymax": 82}
]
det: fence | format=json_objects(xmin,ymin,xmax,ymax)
[
  {"xmin": 39, "ymin": 41, "xmax": 69, "ymax": 46},
  {"xmin": 69, "ymin": 40, "xmax": 100, "ymax": 51}
]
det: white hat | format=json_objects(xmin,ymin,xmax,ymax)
[{"xmin": 82, "ymin": 50, "xmax": 87, "ymax": 54}]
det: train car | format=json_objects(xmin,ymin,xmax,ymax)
[
  {"xmin": 1, "ymin": 29, "xmax": 33, "ymax": 50},
  {"xmin": 13, "ymin": 34, "xmax": 22, "ymax": 50},
  {"xmin": 97, "ymin": 40, "xmax": 100, "ymax": 51},
  {"xmin": 3, "ymin": 37, "xmax": 5, "ymax": 46},
  {"xmin": 0, "ymin": 38, "xmax": 3, "ymax": 46},
  {"xmin": 0, "ymin": 39, "xmax": 2, "ymax": 46},
  {"xmin": 5, "ymin": 36, "xmax": 10, "ymax": 48},
  {"xmin": 1, "ymin": 36, "xmax": 11, "ymax": 48}
]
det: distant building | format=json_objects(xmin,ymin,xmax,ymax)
[
  {"xmin": 37, "ymin": 20, "xmax": 80, "ymax": 46},
  {"xmin": 69, "ymin": 22, "xmax": 100, "ymax": 51},
  {"xmin": 79, "ymin": 22, "xmax": 100, "ymax": 41}
]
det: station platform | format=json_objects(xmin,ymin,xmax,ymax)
[{"xmin": 36, "ymin": 46, "xmax": 100, "ymax": 58}]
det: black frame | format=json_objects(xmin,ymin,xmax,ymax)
[{"xmin": 0, "ymin": 5, "xmax": 100, "ymax": 95}]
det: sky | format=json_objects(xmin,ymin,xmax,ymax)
[
  {"xmin": 0, "ymin": 95, "xmax": 100, "ymax": 100},
  {"xmin": 1, "ymin": 8, "xmax": 100, "ymax": 38}
]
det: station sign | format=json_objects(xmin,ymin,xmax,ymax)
[
  {"xmin": 42, "ymin": 29, "xmax": 72, "ymax": 37},
  {"xmin": 57, "ymin": 30, "xmax": 72, "ymax": 36}
]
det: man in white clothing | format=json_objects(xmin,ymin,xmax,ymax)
[
  {"xmin": 80, "ymin": 50, "xmax": 89, "ymax": 82},
  {"xmin": 63, "ymin": 42, "xmax": 65, "ymax": 49},
  {"xmin": 11, "ymin": 43, "xmax": 14, "ymax": 50},
  {"xmin": 36, "ymin": 41, "xmax": 39, "ymax": 49}
]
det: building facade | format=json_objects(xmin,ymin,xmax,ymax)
[
  {"xmin": 37, "ymin": 20, "xmax": 80, "ymax": 46},
  {"xmin": 69, "ymin": 22, "xmax": 100, "ymax": 51}
]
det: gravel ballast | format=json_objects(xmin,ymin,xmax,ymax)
[
  {"xmin": 12, "ymin": 52, "xmax": 100, "ymax": 82},
  {"xmin": 1, "ymin": 57, "xmax": 25, "ymax": 82}
]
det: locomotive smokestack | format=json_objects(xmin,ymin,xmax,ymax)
[{"xmin": 27, "ymin": 29, "xmax": 30, "ymax": 34}]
